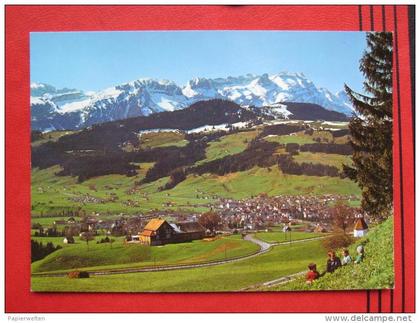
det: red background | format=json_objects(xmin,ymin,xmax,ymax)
[{"xmin": 5, "ymin": 5, "xmax": 415, "ymax": 313}]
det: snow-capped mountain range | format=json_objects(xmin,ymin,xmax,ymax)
[{"xmin": 31, "ymin": 72, "xmax": 353, "ymax": 131}]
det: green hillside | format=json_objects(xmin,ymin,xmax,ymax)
[
  {"xmin": 254, "ymin": 231, "xmax": 324, "ymax": 244},
  {"xmin": 263, "ymin": 217, "xmax": 394, "ymax": 291},
  {"xmin": 293, "ymin": 152, "xmax": 352, "ymax": 170},
  {"xmin": 32, "ymin": 165, "xmax": 361, "ymax": 217},
  {"xmin": 138, "ymin": 131, "xmax": 188, "ymax": 149},
  {"xmin": 31, "ymin": 239, "xmax": 327, "ymax": 292},
  {"xmin": 197, "ymin": 129, "xmax": 259, "ymax": 164},
  {"xmin": 32, "ymin": 234, "xmax": 259, "ymax": 274}
]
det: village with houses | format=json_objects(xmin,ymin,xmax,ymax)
[
  {"xmin": 32, "ymin": 192, "xmax": 369, "ymax": 248},
  {"xmin": 30, "ymin": 182, "xmax": 379, "ymax": 293}
]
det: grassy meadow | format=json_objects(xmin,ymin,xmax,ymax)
[
  {"xmin": 293, "ymin": 152, "xmax": 352, "ymax": 170},
  {"xmin": 31, "ymin": 130, "xmax": 79, "ymax": 147},
  {"xmin": 197, "ymin": 129, "xmax": 259, "ymax": 164},
  {"xmin": 138, "ymin": 131, "xmax": 189, "ymax": 149},
  {"xmin": 254, "ymin": 231, "xmax": 324, "ymax": 244},
  {"xmin": 264, "ymin": 132, "xmax": 316, "ymax": 145},
  {"xmin": 31, "ymin": 239, "xmax": 326, "ymax": 292},
  {"xmin": 32, "ymin": 234, "xmax": 259, "ymax": 274},
  {"xmin": 32, "ymin": 164, "xmax": 360, "ymax": 218}
]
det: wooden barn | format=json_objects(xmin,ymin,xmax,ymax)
[
  {"xmin": 176, "ymin": 221, "xmax": 206, "ymax": 240},
  {"xmin": 139, "ymin": 219, "xmax": 206, "ymax": 246},
  {"xmin": 139, "ymin": 219, "xmax": 176, "ymax": 246}
]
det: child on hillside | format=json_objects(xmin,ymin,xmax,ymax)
[
  {"xmin": 341, "ymin": 249, "xmax": 353, "ymax": 265},
  {"xmin": 354, "ymin": 245, "xmax": 364, "ymax": 264},
  {"xmin": 326, "ymin": 251, "xmax": 341, "ymax": 273},
  {"xmin": 306, "ymin": 263, "xmax": 320, "ymax": 284}
]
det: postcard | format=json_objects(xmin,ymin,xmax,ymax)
[{"xmin": 29, "ymin": 30, "xmax": 394, "ymax": 293}]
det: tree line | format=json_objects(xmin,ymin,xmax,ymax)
[
  {"xmin": 277, "ymin": 154, "xmax": 341, "ymax": 177},
  {"xmin": 192, "ymin": 140, "xmax": 280, "ymax": 176},
  {"xmin": 31, "ymin": 240, "xmax": 62, "ymax": 262},
  {"xmin": 300, "ymin": 143, "xmax": 352, "ymax": 155}
]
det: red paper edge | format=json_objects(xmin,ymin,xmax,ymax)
[{"xmin": 4, "ymin": 5, "xmax": 415, "ymax": 313}]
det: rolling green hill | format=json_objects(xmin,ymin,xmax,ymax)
[
  {"xmin": 32, "ymin": 165, "xmax": 361, "ymax": 217},
  {"xmin": 138, "ymin": 131, "xmax": 189, "ymax": 149},
  {"xmin": 31, "ymin": 239, "xmax": 327, "ymax": 292},
  {"xmin": 254, "ymin": 231, "xmax": 324, "ymax": 244},
  {"xmin": 32, "ymin": 234, "xmax": 259, "ymax": 274},
  {"xmin": 197, "ymin": 129, "xmax": 259, "ymax": 164},
  {"xmin": 31, "ymin": 120, "xmax": 359, "ymax": 218}
]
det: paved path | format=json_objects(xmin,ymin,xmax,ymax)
[
  {"xmin": 32, "ymin": 235, "xmax": 326, "ymax": 278},
  {"xmin": 239, "ymin": 270, "xmax": 306, "ymax": 291},
  {"xmin": 237, "ymin": 235, "xmax": 332, "ymax": 291},
  {"xmin": 243, "ymin": 234, "xmax": 271, "ymax": 251}
]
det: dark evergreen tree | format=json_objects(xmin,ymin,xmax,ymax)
[{"xmin": 344, "ymin": 32, "xmax": 393, "ymax": 222}]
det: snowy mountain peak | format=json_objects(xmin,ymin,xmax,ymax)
[
  {"xmin": 31, "ymin": 82, "xmax": 47, "ymax": 89},
  {"xmin": 31, "ymin": 72, "xmax": 354, "ymax": 131},
  {"xmin": 188, "ymin": 77, "xmax": 214, "ymax": 89}
]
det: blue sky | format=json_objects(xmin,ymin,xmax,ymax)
[{"xmin": 30, "ymin": 31, "xmax": 367, "ymax": 93}]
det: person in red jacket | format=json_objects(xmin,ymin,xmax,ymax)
[{"xmin": 306, "ymin": 263, "xmax": 320, "ymax": 284}]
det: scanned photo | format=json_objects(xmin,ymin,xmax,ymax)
[{"xmin": 30, "ymin": 31, "xmax": 394, "ymax": 292}]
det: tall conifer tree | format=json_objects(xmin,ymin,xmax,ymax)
[{"xmin": 344, "ymin": 32, "xmax": 393, "ymax": 222}]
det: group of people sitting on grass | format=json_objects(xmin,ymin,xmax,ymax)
[{"xmin": 306, "ymin": 245, "xmax": 365, "ymax": 284}]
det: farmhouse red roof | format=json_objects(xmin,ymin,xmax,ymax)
[{"xmin": 354, "ymin": 218, "xmax": 368, "ymax": 230}]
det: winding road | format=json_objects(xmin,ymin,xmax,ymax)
[{"xmin": 32, "ymin": 234, "xmax": 327, "ymax": 278}]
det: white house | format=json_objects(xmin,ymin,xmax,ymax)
[
  {"xmin": 63, "ymin": 236, "xmax": 75, "ymax": 244},
  {"xmin": 353, "ymin": 217, "xmax": 369, "ymax": 237}
]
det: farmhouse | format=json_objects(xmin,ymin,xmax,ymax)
[
  {"xmin": 353, "ymin": 217, "xmax": 369, "ymax": 237},
  {"xmin": 139, "ymin": 218, "xmax": 206, "ymax": 246},
  {"xmin": 139, "ymin": 219, "xmax": 175, "ymax": 245},
  {"xmin": 63, "ymin": 236, "xmax": 75, "ymax": 244},
  {"xmin": 176, "ymin": 221, "xmax": 206, "ymax": 240}
]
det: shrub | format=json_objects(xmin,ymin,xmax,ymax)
[
  {"xmin": 78, "ymin": 271, "xmax": 90, "ymax": 278},
  {"xmin": 322, "ymin": 234, "xmax": 355, "ymax": 251},
  {"xmin": 98, "ymin": 236, "xmax": 111, "ymax": 244},
  {"xmin": 31, "ymin": 223, "xmax": 43, "ymax": 230}
]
